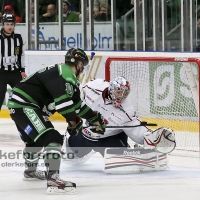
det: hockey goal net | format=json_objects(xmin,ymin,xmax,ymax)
[{"xmin": 105, "ymin": 57, "xmax": 199, "ymax": 156}]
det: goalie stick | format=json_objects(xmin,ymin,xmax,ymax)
[{"xmin": 84, "ymin": 122, "xmax": 157, "ymax": 129}]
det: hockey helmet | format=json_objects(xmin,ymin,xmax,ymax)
[
  {"xmin": 65, "ymin": 48, "xmax": 89, "ymax": 67},
  {"xmin": 109, "ymin": 76, "xmax": 130, "ymax": 108},
  {"xmin": 2, "ymin": 14, "xmax": 16, "ymax": 25}
]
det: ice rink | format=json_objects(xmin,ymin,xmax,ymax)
[{"xmin": 1, "ymin": 118, "xmax": 200, "ymax": 200}]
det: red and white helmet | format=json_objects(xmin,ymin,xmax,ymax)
[{"xmin": 109, "ymin": 76, "xmax": 130, "ymax": 108}]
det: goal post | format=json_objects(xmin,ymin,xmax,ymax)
[{"xmin": 105, "ymin": 57, "xmax": 200, "ymax": 155}]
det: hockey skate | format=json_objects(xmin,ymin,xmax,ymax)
[
  {"xmin": 23, "ymin": 169, "xmax": 47, "ymax": 181},
  {"xmin": 47, "ymin": 171, "xmax": 76, "ymax": 194}
]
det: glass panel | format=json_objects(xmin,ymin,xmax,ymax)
[
  {"xmin": 76, "ymin": 0, "xmax": 114, "ymax": 50},
  {"xmin": 115, "ymin": 0, "xmax": 134, "ymax": 51},
  {"xmin": 23, "ymin": 0, "xmax": 60, "ymax": 50},
  {"xmin": 166, "ymin": 0, "xmax": 182, "ymax": 51},
  {"xmin": 195, "ymin": 0, "xmax": 200, "ymax": 52},
  {"xmin": 37, "ymin": 0, "xmax": 59, "ymax": 50},
  {"xmin": 63, "ymin": 0, "xmax": 82, "ymax": 50},
  {"xmin": 17, "ymin": 0, "xmax": 199, "ymax": 52},
  {"xmin": 93, "ymin": 1, "xmax": 113, "ymax": 50}
]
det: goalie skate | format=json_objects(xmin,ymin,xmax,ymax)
[
  {"xmin": 47, "ymin": 171, "xmax": 76, "ymax": 195},
  {"xmin": 23, "ymin": 169, "xmax": 47, "ymax": 181}
]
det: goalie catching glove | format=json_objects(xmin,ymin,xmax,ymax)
[
  {"xmin": 67, "ymin": 117, "xmax": 83, "ymax": 136},
  {"xmin": 87, "ymin": 112, "xmax": 106, "ymax": 134},
  {"xmin": 144, "ymin": 127, "xmax": 176, "ymax": 154}
]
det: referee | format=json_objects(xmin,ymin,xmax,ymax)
[{"xmin": 0, "ymin": 14, "xmax": 27, "ymax": 111}]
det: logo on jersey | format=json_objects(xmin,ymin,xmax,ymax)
[
  {"xmin": 15, "ymin": 46, "xmax": 19, "ymax": 55},
  {"xmin": 83, "ymin": 128, "xmax": 100, "ymax": 139},
  {"xmin": 8, "ymin": 108, "xmax": 15, "ymax": 114},
  {"xmin": 24, "ymin": 108, "xmax": 46, "ymax": 134},
  {"xmin": 111, "ymin": 112, "xmax": 123, "ymax": 121},
  {"xmin": 43, "ymin": 116, "xmax": 50, "ymax": 122},
  {"xmin": 91, "ymin": 88, "xmax": 100, "ymax": 96},
  {"xmin": 83, "ymin": 128, "xmax": 92, "ymax": 136},
  {"xmin": 86, "ymin": 95, "xmax": 94, "ymax": 103},
  {"xmin": 42, "ymin": 105, "xmax": 53, "ymax": 116},
  {"xmin": 24, "ymin": 124, "xmax": 33, "ymax": 135},
  {"xmin": 8, "ymin": 90, "xmax": 13, "ymax": 99},
  {"xmin": 65, "ymin": 83, "xmax": 73, "ymax": 97},
  {"xmin": 108, "ymin": 117, "xmax": 118, "ymax": 125},
  {"xmin": 104, "ymin": 119, "xmax": 109, "ymax": 124},
  {"xmin": 97, "ymin": 104, "xmax": 108, "ymax": 111}
]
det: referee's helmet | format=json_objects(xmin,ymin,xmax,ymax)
[{"xmin": 2, "ymin": 14, "xmax": 16, "ymax": 25}]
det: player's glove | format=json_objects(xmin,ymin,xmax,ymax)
[
  {"xmin": 67, "ymin": 117, "xmax": 83, "ymax": 136},
  {"xmin": 87, "ymin": 112, "xmax": 106, "ymax": 134}
]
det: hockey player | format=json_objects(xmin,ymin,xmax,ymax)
[
  {"xmin": 7, "ymin": 48, "xmax": 106, "ymax": 194},
  {"xmin": 66, "ymin": 77, "xmax": 176, "ymax": 168}
]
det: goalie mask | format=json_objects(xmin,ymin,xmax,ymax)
[{"xmin": 109, "ymin": 76, "xmax": 130, "ymax": 108}]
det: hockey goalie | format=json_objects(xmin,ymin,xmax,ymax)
[{"xmin": 63, "ymin": 76, "xmax": 176, "ymax": 173}]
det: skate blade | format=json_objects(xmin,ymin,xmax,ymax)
[{"xmin": 47, "ymin": 186, "xmax": 76, "ymax": 195}]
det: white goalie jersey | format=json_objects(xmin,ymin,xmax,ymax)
[{"xmin": 82, "ymin": 78, "xmax": 148, "ymax": 144}]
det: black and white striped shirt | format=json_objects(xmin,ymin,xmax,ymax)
[{"xmin": 0, "ymin": 28, "xmax": 25, "ymax": 72}]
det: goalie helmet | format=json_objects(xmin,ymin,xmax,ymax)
[
  {"xmin": 2, "ymin": 14, "xmax": 16, "ymax": 25},
  {"xmin": 65, "ymin": 48, "xmax": 89, "ymax": 67},
  {"xmin": 109, "ymin": 76, "xmax": 130, "ymax": 108}
]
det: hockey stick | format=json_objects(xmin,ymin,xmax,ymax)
[
  {"xmin": 62, "ymin": 52, "xmax": 96, "ymax": 150},
  {"xmin": 82, "ymin": 51, "xmax": 95, "ymax": 86},
  {"xmin": 61, "ymin": 122, "xmax": 157, "ymax": 151},
  {"xmin": 63, "ymin": 52, "xmax": 96, "ymax": 149},
  {"xmin": 83, "ymin": 122, "xmax": 157, "ymax": 129},
  {"xmin": 80, "ymin": 51, "xmax": 95, "ymax": 100}
]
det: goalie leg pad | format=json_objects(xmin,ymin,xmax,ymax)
[
  {"xmin": 144, "ymin": 127, "xmax": 176, "ymax": 154},
  {"xmin": 104, "ymin": 147, "xmax": 168, "ymax": 173},
  {"xmin": 62, "ymin": 132, "xmax": 94, "ymax": 163}
]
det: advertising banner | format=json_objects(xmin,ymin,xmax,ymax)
[{"xmin": 16, "ymin": 23, "xmax": 113, "ymax": 50}]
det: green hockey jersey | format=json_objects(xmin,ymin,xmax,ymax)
[{"xmin": 7, "ymin": 64, "xmax": 94, "ymax": 121}]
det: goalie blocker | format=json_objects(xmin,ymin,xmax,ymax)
[{"xmin": 104, "ymin": 127, "xmax": 176, "ymax": 173}]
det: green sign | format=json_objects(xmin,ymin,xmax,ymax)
[{"xmin": 149, "ymin": 62, "xmax": 198, "ymax": 117}]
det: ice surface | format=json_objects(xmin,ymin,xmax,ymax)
[{"xmin": 1, "ymin": 119, "xmax": 200, "ymax": 200}]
